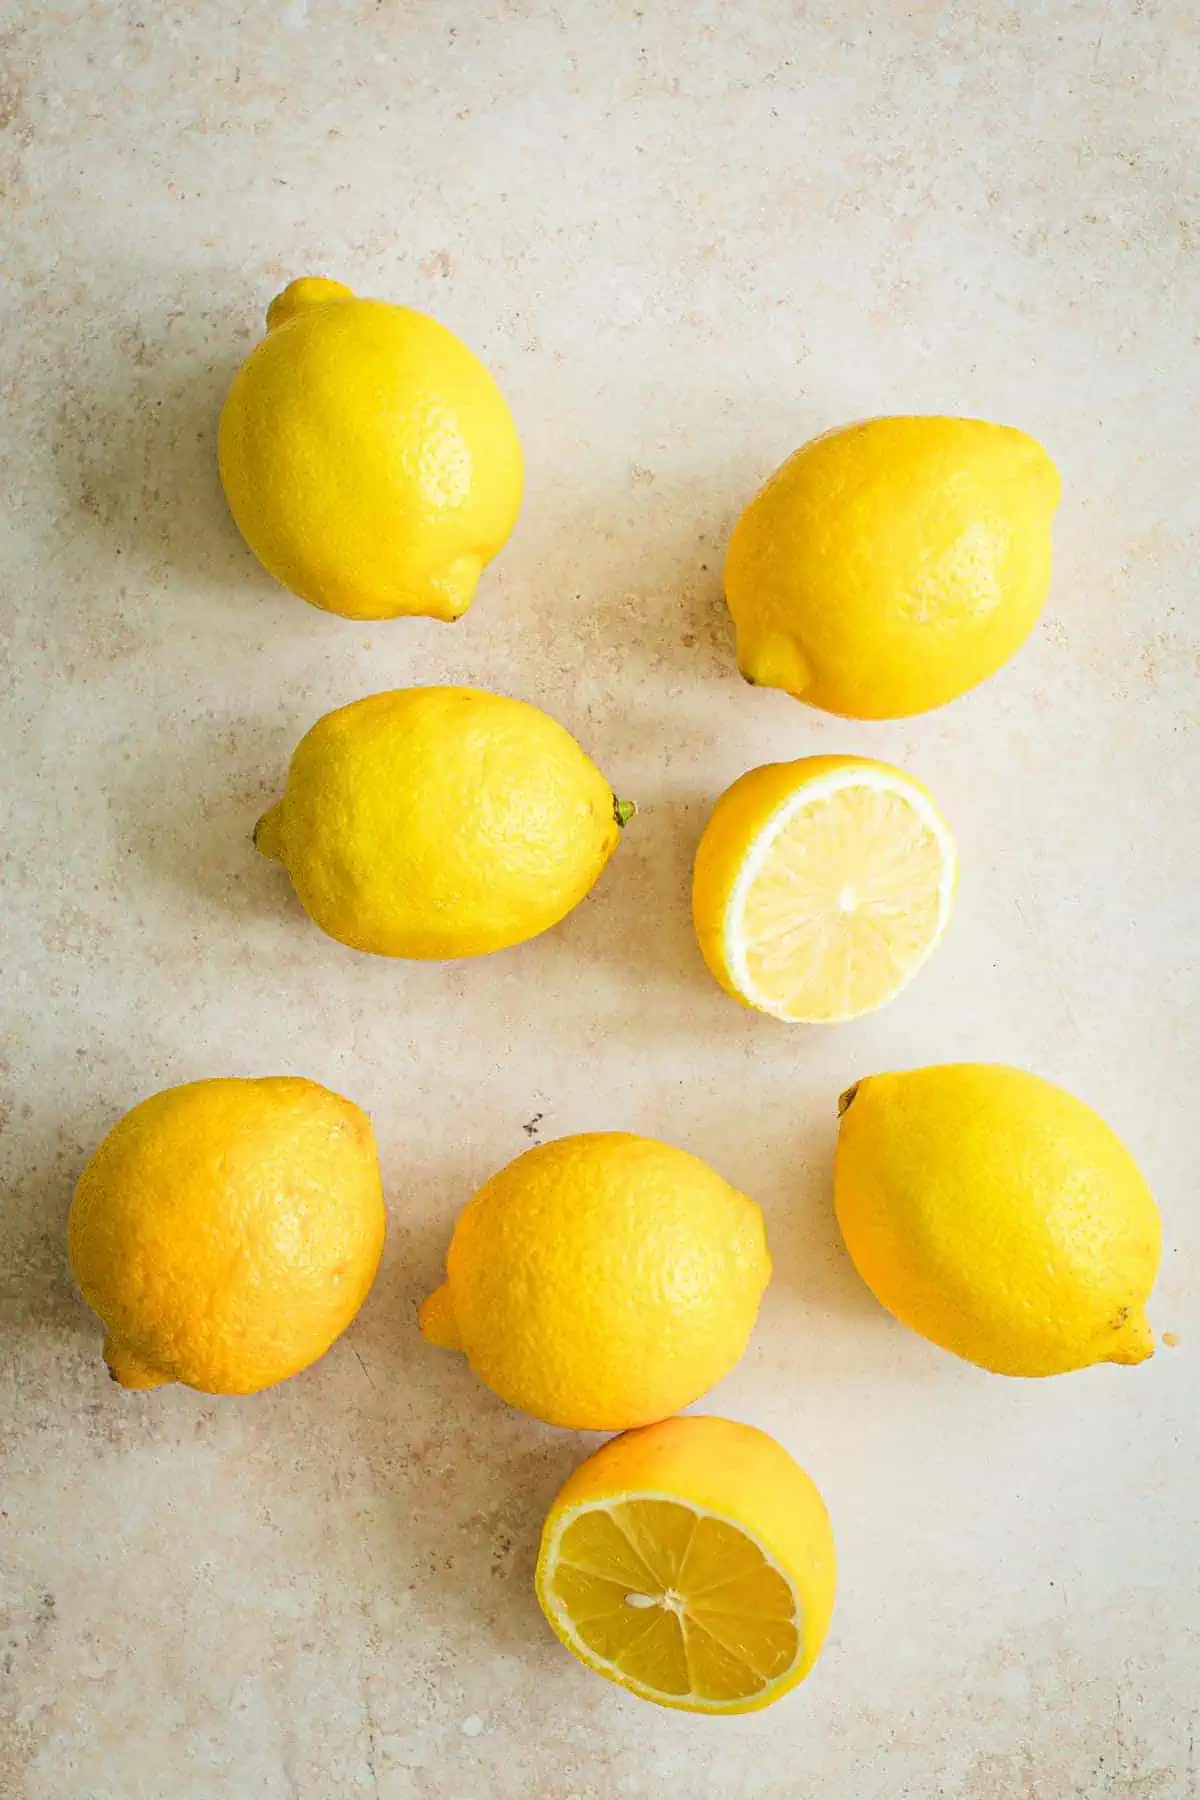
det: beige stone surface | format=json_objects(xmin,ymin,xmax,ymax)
[{"xmin": 1, "ymin": 2, "xmax": 1197, "ymax": 1795}]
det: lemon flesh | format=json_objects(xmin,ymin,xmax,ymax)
[
  {"xmin": 256, "ymin": 686, "xmax": 631, "ymax": 959},
  {"xmin": 419, "ymin": 1132, "xmax": 771, "ymax": 1430},
  {"xmin": 725, "ymin": 415, "xmax": 1061, "ymax": 718},
  {"xmin": 219, "ymin": 277, "xmax": 523, "ymax": 621},
  {"xmin": 693, "ymin": 756, "xmax": 957, "ymax": 1023},
  {"xmin": 67, "ymin": 1077, "xmax": 386, "ymax": 1395},
  {"xmin": 835, "ymin": 1064, "xmax": 1162, "ymax": 1376},
  {"xmin": 536, "ymin": 1416, "xmax": 836, "ymax": 1713}
]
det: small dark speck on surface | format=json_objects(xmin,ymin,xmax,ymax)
[{"xmin": 522, "ymin": 1112, "xmax": 544, "ymax": 1138}]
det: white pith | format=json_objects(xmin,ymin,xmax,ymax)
[
  {"xmin": 540, "ymin": 1493, "xmax": 807, "ymax": 1712},
  {"xmin": 722, "ymin": 765, "xmax": 957, "ymax": 1023}
]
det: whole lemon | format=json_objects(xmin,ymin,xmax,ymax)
[
  {"xmin": 255, "ymin": 687, "xmax": 633, "ymax": 959},
  {"xmin": 218, "ymin": 277, "xmax": 523, "ymax": 621},
  {"xmin": 419, "ymin": 1132, "xmax": 771, "ymax": 1429},
  {"xmin": 725, "ymin": 416, "xmax": 1061, "ymax": 718},
  {"xmin": 834, "ymin": 1064, "xmax": 1162, "ymax": 1376},
  {"xmin": 68, "ymin": 1077, "xmax": 386, "ymax": 1394}
]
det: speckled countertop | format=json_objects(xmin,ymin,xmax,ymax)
[{"xmin": 1, "ymin": 4, "xmax": 1197, "ymax": 1797}]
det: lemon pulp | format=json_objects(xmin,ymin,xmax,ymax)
[
  {"xmin": 541, "ymin": 1496, "xmax": 803, "ymax": 1709},
  {"xmin": 694, "ymin": 757, "xmax": 957, "ymax": 1023}
]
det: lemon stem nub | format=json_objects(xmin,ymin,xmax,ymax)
[
  {"xmin": 253, "ymin": 803, "xmax": 286, "ymax": 862},
  {"xmin": 614, "ymin": 798, "xmax": 637, "ymax": 829},
  {"xmin": 418, "ymin": 1282, "xmax": 463, "ymax": 1353},
  {"xmin": 837, "ymin": 1083, "xmax": 860, "ymax": 1118}
]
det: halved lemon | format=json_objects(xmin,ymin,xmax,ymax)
[
  {"xmin": 534, "ymin": 1416, "xmax": 836, "ymax": 1713},
  {"xmin": 692, "ymin": 754, "xmax": 957, "ymax": 1023}
]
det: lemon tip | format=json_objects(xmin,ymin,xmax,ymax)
[
  {"xmin": 253, "ymin": 803, "xmax": 285, "ymax": 862},
  {"xmin": 265, "ymin": 276, "xmax": 355, "ymax": 332},
  {"xmin": 1105, "ymin": 1309, "xmax": 1156, "ymax": 1366},
  {"xmin": 735, "ymin": 632, "xmax": 813, "ymax": 697},
  {"xmin": 103, "ymin": 1337, "xmax": 170, "ymax": 1390},
  {"xmin": 418, "ymin": 1282, "xmax": 463, "ymax": 1352}
]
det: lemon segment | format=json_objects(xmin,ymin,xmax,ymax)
[
  {"xmin": 535, "ymin": 1417, "xmax": 836, "ymax": 1713},
  {"xmin": 693, "ymin": 756, "xmax": 957, "ymax": 1023}
]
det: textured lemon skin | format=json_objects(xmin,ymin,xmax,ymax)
[
  {"xmin": 835, "ymin": 1064, "xmax": 1162, "ymax": 1376},
  {"xmin": 68, "ymin": 1077, "xmax": 386, "ymax": 1395},
  {"xmin": 535, "ymin": 1416, "xmax": 836, "ymax": 1714},
  {"xmin": 419, "ymin": 1133, "xmax": 771, "ymax": 1429},
  {"xmin": 218, "ymin": 277, "xmax": 523, "ymax": 621},
  {"xmin": 725, "ymin": 416, "xmax": 1061, "ymax": 718},
  {"xmin": 691, "ymin": 753, "xmax": 955, "ymax": 1014},
  {"xmin": 256, "ymin": 687, "xmax": 626, "ymax": 960}
]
